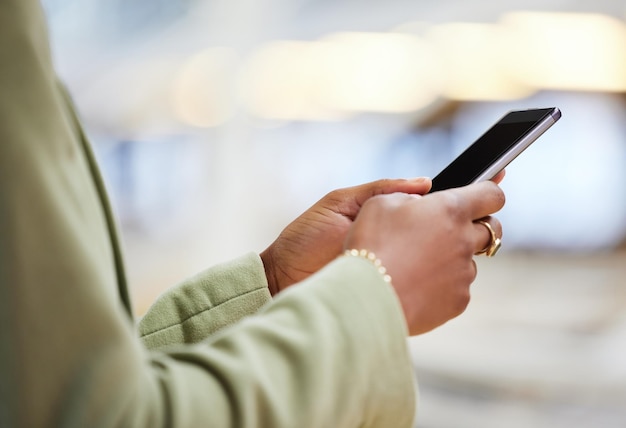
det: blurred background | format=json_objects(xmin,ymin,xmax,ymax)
[{"xmin": 42, "ymin": 0, "xmax": 626, "ymax": 426}]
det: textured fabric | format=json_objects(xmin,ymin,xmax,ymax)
[
  {"xmin": 138, "ymin": 253, "xmax": 272, "ymax": 349},
  {"xmin": 0, "ymin": 1, "xmax": 417, "ymax": 427}
]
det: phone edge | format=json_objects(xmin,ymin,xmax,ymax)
[{"xmin": 472, "ymin": 108, "xmax": 561, "ymax": 183}]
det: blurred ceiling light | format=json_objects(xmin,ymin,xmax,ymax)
[
  {"xmin": 426, "ymin": 23, "xmax": 534, "ymax": 101},
  {"xmin": 240, "ymin": 41, "xmax": 348, "ymax": 121},
  {"xmin": 391, "ymin": 21, "xmax": 433, "ymax": 36},
  {"xmin": 171, "ymin": 48, "xmax": 238, "ymax": 128},
  {"xmin": 316, "ymin": 32, "xmax": 442, "ymax": 113},
  {"xmin": 241, "ymin": 33, "xmax": 442, "ymax": 120},
  {"xmin": 501, "ymin": 12, "xmax": 626, "ymax": 92}
]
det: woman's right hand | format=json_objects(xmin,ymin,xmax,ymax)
[{"xmin": 344, "ymin": 181, "xmax": 505, "ymax": 336}]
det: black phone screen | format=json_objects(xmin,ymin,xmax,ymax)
[{"xmin": 429, "ymin": 108, "xmax": 557, "ymax": 193}]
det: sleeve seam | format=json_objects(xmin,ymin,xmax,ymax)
[{"xmin": 139, "ymin": 287, "xmax": 269, "ymax": 338}]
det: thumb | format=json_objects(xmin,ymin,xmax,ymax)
[{"xmin": 352, "ymin": 177, "xmax": 432, "ymax": 207}]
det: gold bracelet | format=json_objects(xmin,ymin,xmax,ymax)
[{"xmin": 343, "ymin": 249, "xmax": 392, "ymax": 283}]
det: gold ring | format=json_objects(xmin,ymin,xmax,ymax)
[{"xmin": 475, "ymin": 220, "xmax": 501, "ymax": 257}]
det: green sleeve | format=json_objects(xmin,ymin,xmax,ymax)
[
  {"xmin": 0, "ymin": 1, "xmax": 417, "ymax": 427},
  {"xmin": 138, "ymin": 253, "xmax": 272, "ymax": 349},
  {"xmin": 142, "ymin": 257, "xmax": 417, "ymax": 427}
]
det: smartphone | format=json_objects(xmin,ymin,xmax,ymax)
[{"xmin": 429, "ymin": 107, "xmax": 561, "ymax": 193}]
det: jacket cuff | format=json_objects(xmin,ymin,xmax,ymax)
[
  {"xmin": 295, "ymin": 255, "xmax": 417, "ymax": 426},
  {"xmin": 138, "ymin": 252, "xmax": 271, "ymax": 349}
]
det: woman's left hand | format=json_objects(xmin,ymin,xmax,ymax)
[{"xmin": 260, "ymin": 177, "xmax": 432, "ymax": 296}]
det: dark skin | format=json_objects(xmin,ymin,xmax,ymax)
[
  {"xmin": 261, "ymin": 177, "xmax": 432, "ymax": 296},
  {"xmin": 345, "ymin": 180, "xmax": 505, "ymax": 335},
  {"xmin": 261, "ymin": 172, "xmax": 505, "ymax": 308}
]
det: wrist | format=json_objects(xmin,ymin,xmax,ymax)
[
  {"xmin": 260, "ymin": 247, "xmax": 280, "ymax": 297},
  {"xmin": 343, "ymin": 249, "xmax": 392, "ymax": 284}
]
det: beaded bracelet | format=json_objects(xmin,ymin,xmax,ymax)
[{"xmin": 343, "ymin": 249, "xmax": 392, "ymax": 283}]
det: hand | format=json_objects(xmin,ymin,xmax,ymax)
[
  {"xmin": 260, "ymin": 177, "xmax": 432, "ymax": 296},
  {"xmin": 344, "ymin": 181, "xmax": 505, "ymax": 336}
]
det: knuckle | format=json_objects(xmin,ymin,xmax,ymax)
[
  {"xmin": 494, "ymin": 187, "xmax": 506, "ymax": 208},
  {"xmin": 325, "ymin": 188, "xmax": 348, "ymax": 205},
  {"xmin": 454, "ymin": 288, "xmax": 471, "ymax": 316},
  {"xmin": 437, "ymin": 191, "xmax": 464, "ymax": 217},
  {"xmin": 376, "ymin": 178, "xmax": 394, "ymax": 188},
  {"xmin": 469, "ymin": 259, "xmax": 478, "ymax": 282},
  {"xmin": 368, "ymin": 193, "xmax": 387, "ymax": 204},
  {"xmin": 362, "ymin": 193, "xmax": 387, "ymax": 210},
  {"xmin": 486, "ymin": 182, "xmax": 506, "ymax": 207},
  {"xmin": 491, "ymin": 217, "xmax": 503, "ymax": 237},
  {"xmin": 326, "ymin": 188, "xmax": 345, "ymax": 199}
]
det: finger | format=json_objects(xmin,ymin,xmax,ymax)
[
  {"xmin": 491, "ymin": 169, "xmax": 506, "ymax": 184},
  {"xmin": 473, "ymin": 216, "xmax": 502, "ymax": 254},
  {"xmin": 451, "ymin": 181, "xmax": 506, "ymax": 220},
  {"xmin": 351, "ymin": 177, "xmax": 432, "ymax": 206}
]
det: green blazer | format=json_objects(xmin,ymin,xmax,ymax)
[{"xmin": 0, "ymin": 1, "xmax": 416, "ymax": 426}]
